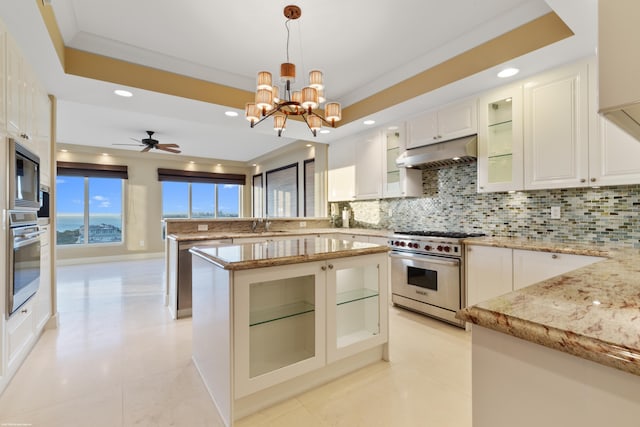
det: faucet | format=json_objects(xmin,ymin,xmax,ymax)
[
  {"xmin": 264, "ymin": 216, "xmax": 271, "ymax": 232},
  {"xmin": 251, "ymin": 219, "xmax": 258, "ymax": 233}
]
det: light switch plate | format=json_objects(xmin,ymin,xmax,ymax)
[
  {"xmin": 197, "ymin": 224, "xmax": 208, "ymax": 231},
  {"xmin": 551, "ymin": 206, "xmax": 561, "ymax": 219}
]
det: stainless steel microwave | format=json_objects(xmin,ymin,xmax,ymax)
[{"xmin": 9, "ymin": 138, "xmax": 40, "ymax": 210}]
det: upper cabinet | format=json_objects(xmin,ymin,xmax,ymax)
[
  {"xmin": 328, "ymin": 137, "xmax": 356, "ymax": 202},
  {"xmin": 477, "ymin": 84, "xmax": 524, "ymax": 193},
  {"xmin": 589, "ymin": 118, "xmax": 640, "ymax": 186},
  {"xmin": 382, "ymin": 124, "xmax": 422, "ymax": 198},
  {"xmin": 0, "ymin": 20, "xmax": 6, "ymax": 132},
  {"xmin": 354, "ymin": 129, "xmax": 383, "ymax": 200},
  {"xmin": 6, "ymin": 33, "xmax": 22, "ymax": 139},
  {"xmin": 406, "ymin": 97, "xmax": 477, "ymax": 149},
  {"xmin": 523, "ymin": 61, "xmax": 590, "ymax": 190}
]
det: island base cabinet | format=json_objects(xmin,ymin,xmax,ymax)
[
  {"xmin": 234, "ymin": 263, "xmax": 326, "ymax": 399},
  {"xmin": 472, "ymin": 326, "xmax": 640, "ymax": 427}
]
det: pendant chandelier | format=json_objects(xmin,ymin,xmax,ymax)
[{"xmin": 244, "ymin": 5, "xmax": 342, "ymax": 137}]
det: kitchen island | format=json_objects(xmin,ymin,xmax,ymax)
[
  {"xmin": 189, "ymin": 236, "xmax": 389, "ymax": 426},
  {"xmin": 457, "ymin": 237, "xmax": 640, "ymax": 427}
]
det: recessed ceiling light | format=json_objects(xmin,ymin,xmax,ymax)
[
  {"xmin": 306, "ymin": 144, "xmax": 312, "ymax": 147},
  {"xmin": 60, "ymin": 149, "xmax": 68, "ymax": 153},
  {"xmin": 102, "ymin": 153, "xmax": 109, "ymax": 156},
  {"xmin": 388, "ymin": 126, "xmax": 399, "ymax": 130},
  {"xmin": 252, "ymin": 163, "xmax": 257, "ymax": 167},
  {"xmin": 497, "ymin": 68, "xmax": 519, "ymax": 78},
  {"xmin": 216, "ymin": 163, "xmax": 222, "ymax": 166},
  {"xmin": 114, "ymin": 89, "xmax": 133, "ymax": 97},
  {"xmin": 189, "ymin": 161, "xmax": 195, "ymax": 164},
  {"xmin": 363, "ymin": 119, "xmax": 376, "ymax": 125},
  {"xmin": 319, "ymin": 129, "xmax": 330, "ymax": 134},
  {"xmin": 505, "ymin": 98, "xmax": 512, "ymax": 103},
  {"xmin": 225, "ymin": 111, "xmax": 239, "ymax": 117}
]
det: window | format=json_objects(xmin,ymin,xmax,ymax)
[
  {"xmin": 56, "ymin": 176, "xmax": 124, "ymax": 246},
  {"xmin": 304, "ymin": 159, "xmax": 315, "ymax": 216},
  {"xmin": 158, "ymin": 168, "xmax": 245, "ymax": 219},
  {"xmin": 266, "ymin": 163, "xmax": 298, "ymax": 217},
  {"xmin": 56, "ymin": 162, "xmax": 127, "ymax": 246}
]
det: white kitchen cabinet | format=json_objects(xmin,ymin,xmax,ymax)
[
  {"xmin": 35, "ymin": 90, "xmax": 51, "ymax": 186},
  {"xmin": 7, "ymin": 298, "xmax": 35, "ymax": 373},
  {"xmin": 327, "ymin": 254, "xmax": 388, "ymax": 363},
  {"xmin": 327, "ymin": 136, "xmax": 356, "ymax": 202},
  {"xmin": 588, "ymin": 117, "xmax": 640, "ymax": 187},
  {"xmin": 477, "ymin": 84, "xmax": 524, "ymax": 192},
  {"xmin": 234, "ymin": 261, "xmax": 326, "ymax": 398},
  {"xmin": 35, "ymin": 226, "xmax": 52, "ymax": 332},
  {"xmin": 6, "ymin": 33, "xmax": 22, "ymax": 139},
  {"xmin": 512, "ymin": 249, "xmax": 603, "ymax": 290},
  {"xmin": 407, "ymin": 97, "xmax": 477, "ymax": 149},
  {"xmin": 523, "ymin": 61, "xmax": 589, "ymax": 190},
  {"xmin": 382, "ymin": 123, "xmax": 422, "ymax": 198},
  {"xmin": 355, "ymin": 129, "xmax": 383, "ymax": 200},
  {"xmin": 466, "ymin": 245, "xmax": 513, "ymax": 306}
]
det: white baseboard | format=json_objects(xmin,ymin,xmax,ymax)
[{"xmin": 56, "ymin": 252, "xmax": 164, "ymax": 266}]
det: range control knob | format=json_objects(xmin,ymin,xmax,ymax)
[
  {"xmin": 400, "ymin": 241, "xmax": 406, "ymax": 247},
  {"xmin": 394, "ymin": 241, "xmax": 400, "ymax": 246},
  {"xmin": 437, "ymin": 245, "xmax": 443, "ymax": 252},
  {"xmin": 425, "ymin": 245, "xmax": 432, "ymax": 251},
  {"xmin": 443, "ymin": 246, "xmax": 451, "ymax": 253}
]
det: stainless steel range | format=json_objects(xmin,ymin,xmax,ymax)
[{"xmin": 388, "ymin": 231, "xmax": 484, "ymax": 328}]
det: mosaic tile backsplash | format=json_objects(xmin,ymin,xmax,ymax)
[{"xmin": 338, "ymin": 163, "xmax": 640, "ymax": 248}]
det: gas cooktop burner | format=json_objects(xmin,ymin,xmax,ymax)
[{"xmin": 394, "ymin": 231, "xmax": 485, "ymax": 239}]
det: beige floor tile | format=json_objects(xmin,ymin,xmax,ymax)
[{"xmin": 0, "ymin": 258, "xmax": 472, "ymax": 427}]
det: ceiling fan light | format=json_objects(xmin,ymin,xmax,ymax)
[
  {"xmin": 308, "ymin": 115, "xmax": 321, "ymax": 131},
  {"xmin": 274, "ymin": 115, "xmax": 286, "ymax": 131},
  {"xmin": 257, "ymin": 71, "xmax": 273, "ymax": 90},
  {"xmin": 281, "ymin": 63, "xmax": 296, "ymax": 82},
  {"xmin": 301, "ymin": 87, "xmax": 318, "ymax": 109},
  {"xmin": 256, "ymin": 88, "xmax": 274, "ymax": 111},
  {"xmin": 309, "ymin": 70, "xmax": 324, "ymax": 90},
  {"xmin": 245, "ymin": 103, "xmax": 260, "ymax": 123},
  {"xmin": 325, "ymin": 102, "xmax": 342, "ymax": 123}
]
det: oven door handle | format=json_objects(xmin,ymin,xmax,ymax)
[
  {"xmin": 389, "ymin": 251, "xmax": 460, "ymax": 267},
  {"xmin": 13, "ymin": 234, "xmax": 42, "ymax": 248}
]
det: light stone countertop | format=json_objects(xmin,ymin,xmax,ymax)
[
  {"xmin": 189, "ymin": 236, "xmax": 389, "ymax": 270},
  {"xmin": 458, "ymin": 236, "xmax": 640, "ymax": 376},
  {"xmin": 167, "ymin": 228, "xmax": 393, "ymax": 242}
]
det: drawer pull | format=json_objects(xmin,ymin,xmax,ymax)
[
  {"xmin": 21, "ymin": 308, "xmax": 28, "ymax": 314},
  {"xmin": 551, "ymin": 254, "xmax": 558, "ymax": 259}
]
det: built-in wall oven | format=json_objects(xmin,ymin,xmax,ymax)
[
  {"xmin": 7, "ymin": 211, "xmax": 43, "ymax": 316},
  {"xmin": 9, "ymin": 138, "xmax": 41, "ymax": 211},
  {"xmin": 389, "ymin": 231, "xmax": 483, "ymax": 328}
]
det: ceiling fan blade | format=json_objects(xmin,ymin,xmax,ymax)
[
  {"xmin": 130, "ymin": 137, "xmax": 142, "ymax": 143},
  {"xmin": 156, "ymin": 143, "xmax": 180, "ymax": 148},
  {"xmin": 141, "ymin": 146, "xmax": 152, "ymax": 152},
  {"xmin": 113, "ymin": 143, "xmax": 143, "ymax": 146},
  {"xmin": 158, "ymin": 146, "xmax": 181, "ymax": 154}
]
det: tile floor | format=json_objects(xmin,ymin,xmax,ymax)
[{"xmin": 0, "ymin": 258, "xmax": 471, "ymax": 426}]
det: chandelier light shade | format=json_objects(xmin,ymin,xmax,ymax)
[
  {"xmin": 257, "ymin": 71, "xmax": 273, "ymax": 90},
  {"xmin": 245, "ymin": 4, "xmax": 342, "ymax": 137}
]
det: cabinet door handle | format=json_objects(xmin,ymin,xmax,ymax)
[
  {"xmin": 21, "ymin": 308, "xmax": 28, "ymax": 314},
  {"xmin": 590, "ymin": 178, "xmax": 596, "ymax": 182},
  {"xmin": 321, "ymin": 266, "xmax": 327, "ymax": 271},
  {"xmin": 432, "ymin": 136, "xmax": 437, "ymax": 140},
  {"xmin": 580, "ymin": 178, "xmax": 586, "ymax": 183},
  {"xmin": 328, "ymin": 264, "xmax": 334, "ymax": 270},
  {"xmin": 551, "ymin": 254, "xmax": 558, "ymax": 259}
]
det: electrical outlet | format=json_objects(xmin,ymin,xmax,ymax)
[
  {"xmin": 299, "ymin": 221, "xmax": 307, "ymax": 228},
  {"xmin": 139, "ymin": 240, "xmax": 145, "ymax": 247},
  {"xmin": 197, "ymin": 224, "xmax": 208, "ymax": 231},
  {"xmin": 388, "ymin": 207, "xmax": 393, "ymax": 217},
  {"xmin": 550, "ymin": 206, "xmax": 561, "ymax": 219}
]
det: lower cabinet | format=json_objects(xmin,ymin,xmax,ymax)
[
  {"xmin": 35, "ymin": 226, "xmax": 52, "ymax": 331},
  {"xmin": 466, "ymin": 245, "xmax": 604, "ymax": 306},
  {"xmin": 7, "ymin": 298, "xmax": 35, "ymax": 373},
  {"xmin": 233, "ymin": 253, "xmax": 388, "ymax": 398}
]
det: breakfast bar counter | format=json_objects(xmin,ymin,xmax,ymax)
[{"xmin": 457, "ymin": 237, "xmax": 640, "ymax": 427}]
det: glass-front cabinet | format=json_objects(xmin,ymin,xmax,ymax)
[
  {"xmin": 382, "ymin": 123, "xmax": 422, "ymax": 198},
  {"xmin": 477, "ymin": 84, "xmax": 524, "ymax": 192},
  {"xmin": 327, "ymin": 253, "xmax": 389, "ymax": 363},
  {"xmin": 234, "ymin": 261, "xmax": 326, "ymax": 398}
]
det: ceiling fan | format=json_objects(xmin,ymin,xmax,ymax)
[{"xmin": 114, "ymin": 131, "xmax": 181, "ymax": 154}]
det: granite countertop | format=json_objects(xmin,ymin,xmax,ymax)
[
  {"xmin": 189, "ymin": 236, "xmax": 389, "ymax": 270},
  {"xmin": 167, "ymin": 228, "xmax": 392, "ymax": 242},
  {"xmin": 457, "ymin": 236, "xmax": 640, "ymax": 376}
]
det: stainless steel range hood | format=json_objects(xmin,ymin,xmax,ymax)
[
  {"xmin": 598, "ymin": 0, "xmax": 640, "ymax": 142},
  {"xmin": 396, "ymin": 135, "xmax": 477, "ymax": 170}
]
